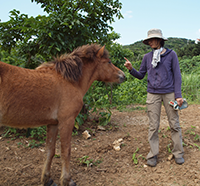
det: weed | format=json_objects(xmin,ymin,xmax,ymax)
[
  {"xmin": 93, "ymin": 158, "xmax": 103, "ymax": 166},
  {"xmin": 17, "ymin": 142, "xmax": 25, "ymax": 148},
  {"xmin": 132, "ymin": 147, "xmax": 145, "ymax": 165},
  {"xmin": 78, "ymin": 156, "xmax": 103, "ymax": 167},
  {"xmin": 27, "ymin": 139, "xmax": 44, "ymax": 148},
  {"xmin": 194, "ymin": 143, "xmax": 200, "ymax": 150},
  {"xmin": 194, "ymin": 134, "xmax": 200, "ymax": 141},
  {"xmin": 185, "ymin": 126, "xmax": 200, "ymax": 142},
  {"xmin": 99, "ymin": 109, "xmax": 112, "ymax": 126},
  {"xmin": 30, "ymin": 127, "xmax": 46, "ymax": 141},
  {"xmin": 132, "ymin": 147, "xmax": 139, "ymax": 165},
  {"xmin": 167, "ymin": 143, "xmax": 172, "ymax": 153},
  {"xmin": 182, "ymin": 142, "xmax": 188, "ymax": 147},
  {"xmin": 3, "ymin": 126, "xmax": 46, "ymax": 149},
  {"xmin": 3, "ymin": 127, "xmax": 17, "ymax": 137},
  {"xmin": 166, "ymin": 126, "xmax": 171, "ymax": 131},
  {"xmin": 72, "ymin": 130, "xmax": 78, "ymax": 136},
  {"xmin": 54, "ymin": 154, "xmax": 60, "ymax": 158},
  {"xmin": 185, "ymin": 126, "xmax": 196, "ymax": 135}
]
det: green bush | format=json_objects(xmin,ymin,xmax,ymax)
[
  {"xmin": 179, "ymin": 55, "xmax": 200, "ymax": 74},
  {"xmin": 181, "ymin": 73, "xmax": 200, "ymax": 103}
]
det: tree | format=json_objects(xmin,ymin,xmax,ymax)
[{"xmin": 0, "ymin": 0, "xmax": 123, "ymax": 68}]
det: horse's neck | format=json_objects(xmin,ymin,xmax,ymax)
[{"xmin": 78, "ymin": 63, "xmax": 98, "ymax": 96}]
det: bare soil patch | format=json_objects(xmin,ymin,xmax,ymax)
[{"xmin": 0, "ymin": 104, "xmax": 200, "ymax": 186}]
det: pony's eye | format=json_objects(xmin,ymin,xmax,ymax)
[{"xmin": 108, "ymin": 60, "xmax": 111, "ymax": 64}]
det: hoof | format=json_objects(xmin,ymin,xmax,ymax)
[
  {"xmin": 45, "ymin": 178, "xmax": 57, "ymax": 186},
  {"xmin": 62, "ymin": 178, "xmax": 77, "ymax": 186},
  {"xmin": 69, "ymin": 179, "xmax": 77, "ymax": 186}
]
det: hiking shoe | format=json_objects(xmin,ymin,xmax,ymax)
[
  {"xmin": 175, "ymin": 157, "xmax": 184, "ymax": 165},
  {"xmin": 147, "ymin": 156, "xmax": 157, "ymax": 167}
]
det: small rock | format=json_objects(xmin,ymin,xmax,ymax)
[
  {"xmin": 113, "ymin": 145, "xmax": 121, "ymax": 151},
  {"xmin": 39, "ymin": 148, "xmax": 45, "ymax": 152},
  {"xmin": 167, "ymin": 154, "xmax": 173, "ymax": 161},
  {"xmin": 82, "ymin": 130, "xmax": 91, "ymax": 139},
  {"xmin": 144, "ymin": 164, "xmax": 148, "ymax": 168},
  {"xmin": 113, "ymin": 138, "xmax": 123, "ymax": 151},
  {"xmin": 113, "ymin": 138, "xmax": 123, "ymax": 145},
  {"xmin": 97, "ymin": 125, "xmax": 106, "ymax": 131}
]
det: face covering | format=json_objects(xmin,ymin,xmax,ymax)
[{"xmin": 151, "ymin": 47, "xmax": 163, "ymax": 68}]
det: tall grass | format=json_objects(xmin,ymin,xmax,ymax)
[{"xmin": 181, "ymin": 73, "xmax": 200, "ymax": 103}]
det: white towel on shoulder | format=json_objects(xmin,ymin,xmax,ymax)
[{"xmin": 151, "ymin": 47, "xmax": 163, "ymax": 68}]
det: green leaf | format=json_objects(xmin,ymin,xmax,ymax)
[{"xmin": 55, "ymin": 47, "xmax": 60, "ymax": 51}]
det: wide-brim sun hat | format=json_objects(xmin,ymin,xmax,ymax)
[{"xmin": 143, "ymin": 28, "xmax": 168, "ymax": 45}]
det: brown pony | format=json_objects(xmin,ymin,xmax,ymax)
[{"xmin": 0, "ymin": 44, "xmax": 125, "ymax": 186}]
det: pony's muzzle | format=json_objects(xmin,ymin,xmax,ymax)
[{"xmin": 118, "ymin": 71, "xmax": 126, "ymax": 83}]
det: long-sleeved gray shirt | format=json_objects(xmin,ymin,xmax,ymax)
[{"xmin": 129, "ymin": 48, "xmax": 182, "ymax": 99}]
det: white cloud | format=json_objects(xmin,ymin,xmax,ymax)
[{"xmin": 124, "ymin": 10, "xmax": 133, "ymax": 18}]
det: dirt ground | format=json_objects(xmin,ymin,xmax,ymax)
[{"xmin": 0, "ymin": 104, "xmax": 200, "ymax": 186}]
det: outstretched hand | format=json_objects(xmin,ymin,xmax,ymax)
[{"xmin": 124, "ymin": 57, "xmax": 133, "ymax": 71}]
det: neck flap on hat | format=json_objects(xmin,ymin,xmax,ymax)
[{"xmin": 151, "ymin": 47, "xmax": 163, "ymax": 68}]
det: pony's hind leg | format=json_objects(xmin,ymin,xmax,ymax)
[{"xmin": 41, "ymin": 124, "xmax": 58, "ymax": 186}]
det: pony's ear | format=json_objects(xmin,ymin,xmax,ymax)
[{"xmin": 96, "ymin": 45, "xmax": 105, "ymax": 58}]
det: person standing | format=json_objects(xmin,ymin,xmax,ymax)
[{"xmin": 124, "ymin": 28, "xmax": 184, "ymax": 167}]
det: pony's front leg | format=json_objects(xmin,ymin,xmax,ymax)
[
  {"xmin": 59, "ymin": 117, "xmax": 77, "ymax": 186},
  {"xmin": 42, "ymin": 124, "xmax": 58, "ymax": 186}
]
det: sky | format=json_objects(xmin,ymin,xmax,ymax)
[{"xmin": 1, "ymin": 0, "xmax": 200, "ymax": 45}]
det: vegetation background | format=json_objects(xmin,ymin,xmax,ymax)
[{"xmin": 0, "ymin": 0, "xmax": 199, "ymax": 141}]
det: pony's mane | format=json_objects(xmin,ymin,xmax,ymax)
[{"xmin": 36, "ymin": 44, "xmax": 109, "ymax": 82}]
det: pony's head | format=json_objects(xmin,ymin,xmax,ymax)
[
  {"xmin": 91, "ymin": 45, "xmax": 125, "ymax": 84},
  {"xmin": 36, "ymin": 44, "xmax": 125, "ymax": 84}
]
